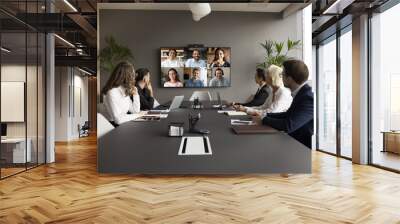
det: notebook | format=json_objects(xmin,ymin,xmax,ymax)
[{"xmin": 232, "ymin": 125, "xmax": 279, "ymax": 134}]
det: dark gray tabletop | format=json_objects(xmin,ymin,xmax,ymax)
[{"xmin": 98, "ymin": 106, "xmax": 311, "ymax": 174}]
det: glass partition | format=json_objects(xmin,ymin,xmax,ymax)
[
  {"xmin": 0, "ymin": 3, "xmax": 46, "ymax": 179},
  {"xmin": 370, "ymin": 3, "xmax": 400, "ymax": 171},
  {"xmin": 339, "ymin": 28, "xmax": 352, "ymax": 158},
  {"xmin": 317, "ymin": 36, "xmax": 337, "ymax": 155},
  {"xmin": 1, "ymin": 30, "xmax": 28, "ymax": 177}
]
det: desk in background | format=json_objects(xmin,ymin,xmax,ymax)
[
  {"xmin": 382, "ymin": 131, "xmax": 400, "ymax": 154},
  {"xmin": 1, "ymin": 138, "xmax": 32, "ymax": 165}
]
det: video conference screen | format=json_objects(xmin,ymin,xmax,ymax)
[{"xmin": 160, "ymin": 47, "xmax": 231, "ymax": 88}]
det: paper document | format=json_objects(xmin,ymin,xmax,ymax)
[
  {"xmin": 231, "ymin": 119, "xmax": 255, "ymax": 125},
  {"xmin": 178, "ymin": 136, "xmax": 212, "ymax": 155},
  {"xmin": 134, "ymin": 115, "xmax": 161, "ymax": 121},
  {"xmin": 218, "ymin": 110, "xmax": 247, "ymax": 116}
]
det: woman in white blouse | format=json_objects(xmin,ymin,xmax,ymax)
[
  {"xmin": 235, "ymin": 65, "xmax": 292, "ymax": 118},
  {"xmin": 102, "ymin": 61, "xmax": 142, "ymax": 126}
]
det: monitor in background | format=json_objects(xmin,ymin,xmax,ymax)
[
  {"xmin": 160, "ymin": 47, "xmax": 231, "ymax": 88},
  {"xmin": 1, "ymin": 123, "xmax": 7, "ymax": 139}
]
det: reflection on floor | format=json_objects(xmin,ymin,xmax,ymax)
[
  {"xmin": 373, "ymin": 150, "xmax": 400, "ymax": 171},
  {"xmin": 0, "ymin": 167, "xmax": 25, "ymax": 178},
  {"xmin": 0, "ymin": 163, "xmax": 42, "ymax": 179},
  {"xmin": 1, "ymin": 135, "xmax": 400, "ymax": 223}
]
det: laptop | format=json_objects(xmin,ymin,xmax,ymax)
[{"xmin": 148, "ymin": 95, "xmax": 184, "ymax": 114}]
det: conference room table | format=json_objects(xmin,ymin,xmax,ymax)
[{"xmin": 98, "ymin": 101, "xmax": 311, "ymax": 174}]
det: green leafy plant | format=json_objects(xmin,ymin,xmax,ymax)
[
  {"xmin": 98, "ymin": 36, "xmax": 134, "ymax": 74},
  {"xmin": 257, "ymin": 38, "xmax": 301, "ymax": 68}
]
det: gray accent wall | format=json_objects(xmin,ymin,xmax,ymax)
[{"xmin": 99, "ymin": 10, "xmax": 302, "ymax": 103}]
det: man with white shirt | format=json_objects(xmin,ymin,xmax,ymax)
[
  {"xmin": 257, "ymin": 60, "xmax": 314, "ymax": 148},
  {"xmin": 185, "ymin": 49, "xmax": 206, "ymax": 68}
]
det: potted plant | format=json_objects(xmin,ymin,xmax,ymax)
[
  {"xmin": 98, "ymin": 36, "xmax": 134, "ymax": 74},
  {"xmin": 257, "ymin": 39, "xmax": 301, "ymax": 68}
]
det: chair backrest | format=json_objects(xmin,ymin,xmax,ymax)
[
  {"xmin": 82, "ymin": 121, "xmax": 90, "ymax": 130},
  {"xmin": 97, "ymin": 113, "xmax": 114, "ymax": 139},
  {"xmin": 189, "ymin": 91, "xmax": 212, "ymax": 102}
]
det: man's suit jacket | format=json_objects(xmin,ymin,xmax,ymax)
[
  {"xmin": 242, "ymin": 85, "xmax": 269, "ymax": 107},
  {"xmin": 262, "ymin": 84, "xmax": 314, "ymax": 148}
]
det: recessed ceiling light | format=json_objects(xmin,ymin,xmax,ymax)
[
  {"xmin": 1, "ymin": 47, "xmax": 11, "ymax": 53},
  {"xmin": 54, "ymin": 34, "xmax": 75, "ymax": 48},
  {"xmin": 63, "ymin": 0, "xmax": 78, "ymax": 12},
  {"xmin": 78, "ymin": 67, "xmax": 93, "ymax": 76}
]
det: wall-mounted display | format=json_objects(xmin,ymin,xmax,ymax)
[{"xmin": 160, "ymin": 47, "xmax": 231, "ymax": 88}]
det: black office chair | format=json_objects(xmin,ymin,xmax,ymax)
[{"xmin": 78, "ymin": 121, "xmax": 90, "ymax": 138}]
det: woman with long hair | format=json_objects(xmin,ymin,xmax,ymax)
[
  {"xmin": 210, "ymin": 48, "xmax": 230, "ymax": 67},
  {"xmin": 235, "ymin": 65, "xmax": 292, "ymax": 117},
  {"xmin": 163, "ymin": 68, "xmax": 183, "ymax": 87},
  {"xmin": 102, "ymin": 61, "xmax": 141, "ymax": 126}
]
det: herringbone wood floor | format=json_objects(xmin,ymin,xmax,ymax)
[{"xmin": 1, "ymin": 135, "xmax": 400, "ymax": 224}]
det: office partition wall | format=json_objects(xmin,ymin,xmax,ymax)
[{"xmin": 0, "ymin": 1, "xmax": 47, "ymax": 179}]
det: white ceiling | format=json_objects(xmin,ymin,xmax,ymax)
[{"xmin": 98, "ymin": 3, "xmax": 292, "ymax": 13}]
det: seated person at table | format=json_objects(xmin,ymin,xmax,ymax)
[
  {"xmin": 210, "ymin": 48, "xmax": 231, "ymax": 67},
  {"xmin": 185, "ymin": 68, "xmax": 204, "ymax": 87},
  {"xmin": 235, "ymin": 65, "xmax": 292, "ymax": 117},
  {"xmin": 185, "ymin": 49, "xmax": 206, "ymax": 68},
  {"xmin": 257, "ymin": 60, "xmax": 314, "ymax": 148},
  {"xmin": 209, "ymin": 68, "xmax": 229, "ymax": 87},
  {"xmin": 231, "ymin": 68, "xmax": 269, "ymax": 107},
  {"xmin": 134, "ymin": 68, "xmax": 155, "ymax": 110},
  {"xmin": 102, "ymin": 61, "xmax": 142, "ymax": 126},
  {"xmin": 161, "ymin": 49, "xmax": 184, "ymax": 67},
  {"xmin": 164, "ymin": 68, "xmax": 183, "ymax": 87}
]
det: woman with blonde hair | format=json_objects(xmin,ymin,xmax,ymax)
[
  {"xmin": 235, "ymin": 64, "xmax": 292, "ymax": 118},
  {"xmin": 102, "ymin": 61, "xmax": 142, "ymax": 126}
]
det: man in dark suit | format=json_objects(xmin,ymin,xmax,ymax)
[
  {"xmin": 232, "ymin": 68, "xmax": 269, "ymax": 107},
  {"xmin": 259, "ymin": 60, "xmax": 314, "ymax": 148}
]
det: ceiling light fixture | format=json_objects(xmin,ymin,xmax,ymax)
[
  {"xmin": 78, "ymin": 67, "xmax": 93, "ymax": 76},
  {"xmin": 188, "ymin": 3, "xmax": 211, "ymax": 22},
  {"xmin": 322, "ymin": 0, "xmax": 354, "ymax": 15},
  {"xmin": 63, "ymin": 0, "xmax": 78, "ymax": 12},
  {"xmin": 54, "ymin": 34, "xmax": 75, "ymax": 48},
  {"xmin": 1, "ymin": 47, "xmax": 11, "ymax": 53}
]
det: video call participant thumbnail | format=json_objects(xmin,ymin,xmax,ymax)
[
  {"xmin": 185, "ymin": 49, "xmax": 206, "ymax": 68},
  {"xmin": 164, "ymin": 68, "xmax": 183, "ymax": 87},
  {"xmin": 209, "ymin": 68, "xmax": 229, "ymax": 87},
  {"xmin": 185, "ymin": 68, "xmax": 204, "ymax": 87},
  {"xmin": 210, "ymin": 48, "xmax": 231, "ymax": 68},
  {"xmin": 161, "ymin": 49, "xmax": 184, "ymax": 67}
]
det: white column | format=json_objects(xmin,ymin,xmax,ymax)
[
  {"xmin": 46, "ymin": 32, "xmax": 55, "ymax": 163},
  {"xmin": 352, "ymin": 14, "xmax": 369, "ymax": 164}
]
